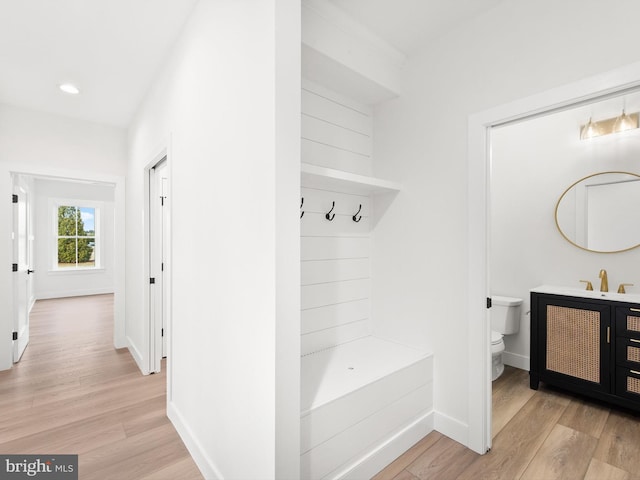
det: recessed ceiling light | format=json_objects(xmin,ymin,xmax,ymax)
[{"xmin": 59, "ymin": 83, "xmax": 80, "ymax": 95}]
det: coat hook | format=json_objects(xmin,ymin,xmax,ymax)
[
  {"xmin": 325, "ymin": 201, "xmax": 336, "ymax": 221},
  {"xmin": 352, "ymin": 204, "xmax": 362, "ymax": 223},
  {"xmin": 300, "ymin": 197, "xmax": 304, "ymax": 219}
]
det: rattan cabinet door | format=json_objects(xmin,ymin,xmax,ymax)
[{"xmin": 537, "ymin": 297, "xmax": 611, "ymax": 393}]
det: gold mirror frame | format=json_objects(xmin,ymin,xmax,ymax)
[{"xmin": 555, "ymin": 171, "xmax": 640, "ymax": 254}]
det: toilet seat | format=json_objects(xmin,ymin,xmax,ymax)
[{"xmin": 491, "ymin": 331, "xmax": 503, "ymax": 345}]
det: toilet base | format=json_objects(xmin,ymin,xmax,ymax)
[
  {"xmin": 492, "ymin": 357, "xmax": 504, "ymax": 381},
  {"xmin": 491, "ymin": 336, "xmax": 505, "ymax": 381}
]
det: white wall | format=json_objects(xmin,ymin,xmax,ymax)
[
  {"xmin": 370, "ymin": 0, "xmax": 640, "ymax": 446},
  {"xmin": 0, "ymin": 104, "xmax": 126, "ymax": 371},
  {"xmin": 126, "ymin": 1, "xmax": 300, "ymax": 478},
  {"xmin": 491, "ymin": 102, "xmax": 640, "ymax": 369},
  {"xmin": 33, "ymin": 178, "xmax": 115, "ymax": 299}
]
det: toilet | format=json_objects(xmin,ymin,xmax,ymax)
[{"xmin": 491, "ymin": 295, "xmax": 522, "ymax": 381}]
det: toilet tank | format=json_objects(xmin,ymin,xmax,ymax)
[{"xmin": 491, "ymin": 295, "xmax": 522, "ymax": 335}]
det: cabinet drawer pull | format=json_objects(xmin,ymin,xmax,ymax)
[
  {"xmin": 631, "ymin": 339, "xmax": 640, "ymax": 344},
  {"xmin": 607, "ymin": 326, "xmax": 610, "ymax": 344},
  {"xmin": 631, "ymin": 308, "xmax": 640, "ymax": 313},
  {"xmin": 631, "ymin": 370, "xmax": 640, "ymax": 375}
]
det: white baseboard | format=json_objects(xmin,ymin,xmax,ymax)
[
  {"xmin": 167, "ymin": 401, "xmax": 223, "ymax": 480},
  {"xmin": 28, "ymin": 296, "xmax": 36, "ymax": 313},
  {"xmin": 503, "ymin": 351, "xmax": 529, "ymax": 371},
  {"xmin": 334, "ymin": 411, "xmax": 434, "ymax": 480},
  {"xmin": 36, "ymin": 287, "xmax": 114, "ymax": 300},
  {"xmin": 434, "ymin": 411, "xmax": 469, "ymax": 447},
  {"xmin": 126, "ymin": 336, "xmax": 148, "ymax": 375}
]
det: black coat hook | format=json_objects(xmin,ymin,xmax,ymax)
[
  {"xmin": 325, "ymin": 201, "xmax": 336, "ymax": 221},
  {"xmin": 300, "ymin": 197, "xmax": 304, "ymax": 219},
  {"xmin": 352, "ymin": 204, "xmax": 362, "ymax": 223}
]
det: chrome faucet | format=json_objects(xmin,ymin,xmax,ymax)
[{"xmin": 599, "ymin": 269, "xmax": 608, "ymax": 292}]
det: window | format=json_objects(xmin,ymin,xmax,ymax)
[{"xmin": 55, "ymin": 205, "xmax": 100, "ymax": 269}]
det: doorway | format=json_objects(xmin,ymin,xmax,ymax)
[
  {"xmin": 468, "ymin": 62, "xmax": 640, "ymax": 454},
  {"xmin": 9, "ymin": 171, "xmax": 121, "ymax": 369},
  {"xmin": 487, "ymin": 87, "xmax": 640, "ymax": 442},
  {"xmin": 149, "ymin": 157, "xmax": 170, "ymax": 373}
]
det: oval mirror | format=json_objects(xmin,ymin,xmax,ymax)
[{"xmin": 555, "ymin": 171, "xmax": 640, "ymax": 253}]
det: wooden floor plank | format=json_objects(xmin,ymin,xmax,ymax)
[
  {"xmin": 584, "ymin": 458, "xmax": 631, "ymax": 480},
  {"xmin": 456, "ymin": 389, "xmax": 570, "ymax": 480},
  {"xmin": 405, "ymin": 435, "xmax": 478, "ymax": 480},
  {"xmin": 391, "ymin": 470, "xmax": 420, "ymax": 480},
  {"xmin": 372, "ymin": 432, "xmax": 444, "ymax": 480},
  {"xmin": 137, "ymin": 456, "xmax": 208, "ymax": 480},
  {"xmin": 0, "ymin": 295, "xmax": 203, "ymax": 480},
  {"xmin": 593, "ymin": 409, "xmax": 640, "ymax": 474},
  {"xmin": 558, "ymin": 396, "xmax": 610, "ymax": 439},
  {"xmin": 520, "ymin": 423, "xmax": 597, "ymax": 480},
  {"xmin": 492, "ymin": 366, "xmax": 536, "ymax": 438}
]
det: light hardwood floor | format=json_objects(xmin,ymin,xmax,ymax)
[
  {"xmin": 374, "ymin": 366, "xmax": 640, "ymax": 480},
  {"xmin": 0, "ymin": 294, "xmax": 203, "ymax": 480}
]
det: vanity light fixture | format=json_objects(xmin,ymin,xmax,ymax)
[
  {"xmin": 58, "ymin": 83, "xmax": 80, "ymax": 95},
  {"xmin": 580, "ymin": 111, "xmax": 639, "ymax": 139}
]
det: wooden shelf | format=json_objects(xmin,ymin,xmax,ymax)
[{"xmin": 301, "ymin": 163, "xmax": 401, "ymax": 195}]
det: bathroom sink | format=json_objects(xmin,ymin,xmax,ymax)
[{"xmin": 531, "ymin": 285, "xmax": 640, "ymax": 304}]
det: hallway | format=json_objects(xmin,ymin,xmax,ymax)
[{"xmin": 0, "ymin": 294, "xmax": 202, "ymax": 479}]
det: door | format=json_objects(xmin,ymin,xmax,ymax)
[
  {"xmin": 150, "ymin": 158, "xmax": 168, "ymax": 371},
  {"xmin": 12, "ymin": 179, "xmax": 31, "ymax": 362}
]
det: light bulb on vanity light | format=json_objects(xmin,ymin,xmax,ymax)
[
  {"xmin": 580, "ymin": 117, "xmax": 601, "ymax": 139},
  {"xmin": 613, "ymin": 109, "xmax": 638, "ymax": 133},
  {"xmin": 59, "ymin": 83, "xmax": 80, "ymax": 95}
]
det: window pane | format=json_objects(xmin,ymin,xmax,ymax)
[
  {"xmin": 58, "ymin": 238, "xmax": 77, "ymax": 268},
  {"xmin": 77, "ymin": 238, "xmax": 95, "ymax": 267},
  {"xmin": 58, "ymin": 206, "xmax": 77, "ymax": 235},
  {"xmin": 78, "ymin": 207, "xmax": 95, "ymax": 236}
]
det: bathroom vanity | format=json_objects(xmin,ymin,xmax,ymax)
[{"xmin": 530, "ymin": 285, "xmax": 640, "ymax": 411}]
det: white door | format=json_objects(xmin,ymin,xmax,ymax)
[
  {"xmin": 150, "ymin": 158, "xmax": 168, "ymax": 371},
  {"xmin": 12, "ymin": 180, "xmax": 31, "ymax": 362}
]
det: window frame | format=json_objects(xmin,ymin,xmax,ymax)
[{"xmin": 51, "ymin": 199, "xmax": 102, "ymax": 272}]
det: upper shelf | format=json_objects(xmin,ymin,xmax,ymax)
[{"xmin": 301, "ymin": 163, "xmax": 401, "ymax": 195}]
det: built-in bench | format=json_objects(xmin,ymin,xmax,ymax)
[{"xmin": 301, "ymin": 336, "xmax": 434, "ymax": 480}]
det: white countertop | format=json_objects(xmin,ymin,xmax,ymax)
[{"xmin": 531, "ymin": 285, "xmax": 640, "ymax": 304}]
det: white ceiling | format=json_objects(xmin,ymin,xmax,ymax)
[
  {"xmin": 0, "ymin": 0, "xmax": 198, "ymax": 128},
  {"xmin": 327, "ymin": 0, "xmax": 505, "ymax": 56}
]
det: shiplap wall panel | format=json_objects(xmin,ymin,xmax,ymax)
[
  {"xmin": 302, "ymin": 78, "xmax": 372, "ymax": 117},
  {"xmin": 301, "ymin": 321, "xmax": 369, "ymax": 356},
  {"xmin": 301, "ymin": 279, "xmax": 370, "ymax": 311},
  {"xmin": 301, "ymin": 259, "xmax": 370, "ymax": 286},
  {"xmin": 301, "ymin": 299, "xmax": 370, "ymax": 335},
  {"xmin": 302, "ymin": 89, "xmax": 371, "ymax": 135},
  {"xmin": 301, "ymin": 237, "xmax": 370, "ymax": 261},
  {"xmin": 302, "ymin": 115, "xmax": 371, "ymax": 156},
  {"xmin": 300, "ymin": 80, "xmax": 373, "ymax": 354},
  {"xmin": 301, "ymin": 139, "xmax": 371, "ymax": 176},
  {"xmin": 301, "ymin": 188, "xmax": 370, "ymax": 218},
  {"xmin": 300, "ymin": 79, "xmax": 372, "ymax": 176},
  {"xmin": 301, "ymin": 214, "xmax": 370, "ymax": 237}
]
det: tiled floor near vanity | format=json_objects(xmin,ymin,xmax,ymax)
[{"xmin": 374, "ymin": 366, "xmax": 640, "ymax": 480}]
